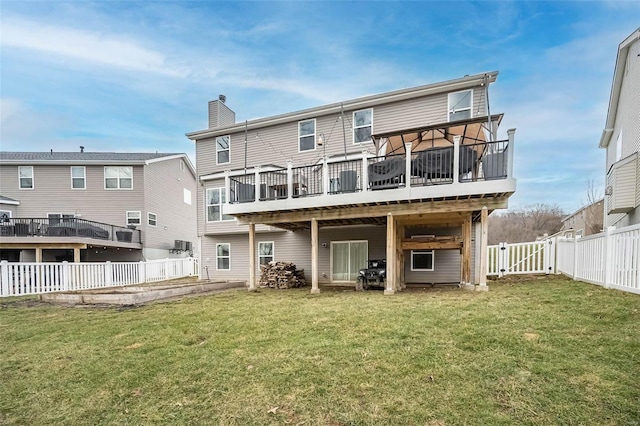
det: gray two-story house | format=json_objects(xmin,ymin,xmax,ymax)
[
  {"xmin": 187, "ymin": 72, "xmax": 516, "ymax": 293},
  {"xmin": 600, "ymin": 27, "xmax": 640, "ymax": 227},
  {"xmin": 0, "ymin": 151, "xmax": 197, "ymax": 263}
]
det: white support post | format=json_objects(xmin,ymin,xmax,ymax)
[
  {"xmin": 323, "ymin": 157, "xmax": 329, "ymax": 195},
  {"xmin": 248, "ymin": 223, "xmax": 257, "ymax": 291},
  {"xmin": 361, "ymin": 150, "xmax": 369, "ymax": 192},
  {"xmin": 603, "ymin": 226, "xmax": 615, "ymax": 288},
  {"xmin": 311, "ymin": 218, "xmax": 320, "ymax": 294},
  {"xmin": 224, "ymin": 171, "xmax": 231, "ymax": 205},
  {"xmin": 105, "ymin": 261, "xmax": 113, "ymax": 287},
  {"xmin": 404, "ymin": 142, "xmax": 412, "ymax": 188},
  {"xmin": 287, "ymin": 160, "xmax": 294, "ymax": 200},
  {"xmin": 254, "ymin": 166, "xmax": 261, "ymax": 202},
  {"xmin": 452, "ymin": 136, "xmax": 461, "ymax": 183},
  {"xmin": 1, "ymin": 260, "xmax": 9, "ymax": 296},
  {"xmin": 139, "ymin": 260, "xmax": 146, "ymax": 284},
  {"xmin": 62, "ymin": 261, "xmax": 70, "ymax": 291},
  {"xmin": 164, "ymin": 258, "xmax": 171, "ymax": 281},
  {"xmin": 507, "ymin": 129, "xmax": 516, "ymax": 179},
  {"xmin": 498, "ymin": 243, "xmax": 506, "ymax": 278}
]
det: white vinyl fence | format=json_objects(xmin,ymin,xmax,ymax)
[
  {"xmin": 0, "ymin": 257, "xmax": 199, "ymax": 297},
  {"xmin": 490, "ymin": 223, "xmax": 640, "ymax": 295},
  {"xmin": 556, "ymin": 224, "xmax": 640, "ymax": 295}
]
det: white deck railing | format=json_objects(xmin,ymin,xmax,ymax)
[{"xmin": 0, "ymin": 257, "xmax": 199, "ymax": 297}]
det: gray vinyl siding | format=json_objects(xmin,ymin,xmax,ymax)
[
  {"xmin": 195, "ymin": 84, "xmax": 488, "ymax": 178},
  {"xmin": 201, "ymin": 224, "xmax": 470, "ymax": 285},
  {"xmin": 0, "ymin": 164, "xmax": 145, "ymax": 226},
  {"xmin": 143, "ymin": 158, "xmax": 197, "ymax": 253},
  {"xmin": 208, "ymin": 100, "xmax": 236, "ymax": 129}
]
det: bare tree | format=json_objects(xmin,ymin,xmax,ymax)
[{"xmin": 488, "ymin": 203, "xmax": 565, "ymax": 244}]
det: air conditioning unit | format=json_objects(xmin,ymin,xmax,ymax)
[
  {"xmin": 185, "ymin": 241, "xmax": 192, "ymax": 251},
  {"xmin": 174, "ymin": 240, "xmax": 187, "ymax": 251}
]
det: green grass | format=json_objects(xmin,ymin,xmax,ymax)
[{"xmin": 1, "ymin": 277, "xmax": 639, "ymax": 425}]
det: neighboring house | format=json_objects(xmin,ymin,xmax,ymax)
[
  {"xmin": 0, "ymin": 151, "xmax": 197, "ymax": 263},
  {"xmin": 599, "ymin": 28, "xmax": 640, "ymax": 228},
  {"xmin": 561, "ymin": 199, "xmax": 604, "ymax": 237},
  {"xmin": 187, "ymin": 71, "xmax": 516, "ymax": 293}
]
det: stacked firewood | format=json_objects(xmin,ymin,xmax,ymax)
[{"xmin": 259, "ymin": 261, "xmax": 306, "ymax": 289}]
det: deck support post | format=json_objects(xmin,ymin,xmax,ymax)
[
  {"xmin": 35, "ymin": 247, "xmax": 43, "ymax": 263},
  {"xmin": 248, "ymin": 223, "xmax": 257, "ymax": 291},
  {"xmin": 477, "ymin": 206, "xmax": 489, "ymax": 291},
  {"xmin": 73, "ymin": 248, "xmax": 80, "ymax": 263},
  {"xmin": 311, "ymin": 218, "xmax": 320, "ymax": 294},
  {"xmin": 385, "ymin": 213, "xmax": 396, "ymax": 295},
  {"xmin": 461, "ymin": 213, "xmax": 474, "ymax": 290}
]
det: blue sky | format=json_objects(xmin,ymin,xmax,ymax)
[{"xmin": 1, "ymin": 1, "xmax": 639, "ymax": 214}]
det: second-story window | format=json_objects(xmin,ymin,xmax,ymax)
[
  {"xmin": 148, "ymin": 212, "xmax": 157, "ymax": 227},
  {"xmin": 71, "ymin": 166, "xmax": 86, "ymax": 189},
  {"xmin": 299, "ymin": 119, "xmax": 316, "ymax": 152},
  {"xmin": 18, "ymin": 166, "xmax": 33, "ymax": 189},
  {"xmin": 353, "ymin": 109, "xmax": 373, "ymax": 144},
  {"xmin": 206, "ymin": 188, "xmax": 234, "ymax": 222},
  {"xmin": 448, "ymin": 90, "xmax": 472, "ymax": 122},
  {"xmin": 126, "ymin": 211, "xmax": 141, "ymax": 226},
  {"xmin": 216, "ymin": 135, "xmax": 230, "ymax": 164},
  {"xmin": 104, "ymin": 166, "xmax": 133, "ymax": 189}
]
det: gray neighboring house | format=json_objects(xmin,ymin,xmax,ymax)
[
  {"xmin": 0, "ymin": 151, "xmax": 197, "ymax": 263},
  {"xmin": 561, "ymin": 199, "xmax": 604, "ymax": 237},
  {"xmin": 600, "ymin": 28, "xmax": 640, "ymax": 227},
  {"xmin": 187, "ymin": 71, "xmax": 517, "ymax": 293}
]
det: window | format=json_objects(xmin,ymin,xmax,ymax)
[
  {"xmin": 48, "ymin": 213, "xmax": 74, "ymax": 225},
  {"xmin": 258, "ymin": 241, "xmax": 274, "ymax": 266},
  {"xmin": 448, "ymin": 90, "xmax": 472, "ymax": 122},
  {"xmin": 104, "ymin": 166, "xmax": 133, "ymax": 189},
  {"xmin": 216, "ymin": 243, "xmax": 230, "ymax": 270},
  {"xmin": 216, "ymin": 135, "xmax": 230, "ymax": 164},
  {"xmin": 126, "ymin": 211, "xmax": 141, "ymax": 226},
  {"xmin": 299, "ymin": 119, "xmax": 316, "ymax": 152},
  {"xmin": 206, "ymin": 188, "xmax": 233, "ymax": 222},
  {"xmin": 353, "ymin": 108, "xmax": 373, "ymax": 144},
  {"xmin": 180, "ymin": 159, "xmax": 185, "ymax": 171},
  {"xmin": 148, "ymin": 212, "xmax": 157, "ymax": 227},
  {"xmin": 184, "ymin": 188, "xmax": 192, "ymax": 205},
  {"xmin": 615, "ymin": 131, "xmax": 623, "ymax": 161},
  {"xmin": 411, "ymin": 250, "xmax": 434, "ymax": 271},
  {"xmin": 18, "ymin": 166, "xmax": 33, "ymax": 189},
  {"xmin": 71, "ymin": 166, "xmax": 86, "ymax": 189}
]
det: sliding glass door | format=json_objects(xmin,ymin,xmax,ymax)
[{"xmin": 331, "ymin": 241, "xmax": 368, "ymax": 282}]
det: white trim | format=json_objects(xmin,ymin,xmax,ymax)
[
  {"xmin": 298, "ymin": 118, "xmax": 317, "ymax": 152},
  {"xmin": 147, "ymin": 212, "xmax": 157, "ymax": 227},
  {"xmin": 216, "ymin": 242, "xmax": 231, "ymax": 271},
  {"xmin": 216, "ymin": 135, "xmax": 231, "ymax": 165},
  {"xmin": 70, "ymin": 166, "xmax": 86, "ymax": 190},
  {"xmin": 0, "ymin": 199, "xmax": 19, "ymax": 206},
  {"xmin": 205, "ymin": 187, "xmax": 234, "ymax": 223},
  {"xmin": 258, "ymin": 241, "xmax": 274, "ymax": 266},
  {"xmin": 126, "ymin": 211, "xmax": 141, "ymax": 226},
  {"xmin": 448, "ymin": 89, "xmax": 473, "ymax": 122},
  {"xmin": 104, "ymin": 166, "xmax": 133, "ymax": 190},
  {"xmin": 330, "ymin": 240, "xmax": 368, "ymax": 283},
  {"xmin": 200, "ymin": 165, "xmax": 284, "ymax": 182},
  {"xmin": 18, "ymin": 166, "xmax": 34, "ymax": 190},
  {"xmin": 411, "ymin": 249, "xmax": 435, "ymax": 271},
  {"xmin": 353, "ymin": 108, "xmax": 373, "ymax": 145},
  {"xmin": 0, "ymin": 210, "xmax": 12, "ymax": 219}
]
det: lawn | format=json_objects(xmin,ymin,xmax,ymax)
[{"xmin": 1, "ymin": 276, "xmax": 639, "ymax": 425}]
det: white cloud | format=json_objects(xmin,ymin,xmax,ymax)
[{"xmin": 1, "ymin": 17, "xmax": 187, "ymax": 77}]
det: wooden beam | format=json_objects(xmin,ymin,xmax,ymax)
[
  {"xmin": 479, "ymin": 207, "xmax": 489, "ymax": 287},
  {"xmin": 248, "ymin": 223, "xmax": 256, "ymax": 291},
  {"xmin": 311, "ymin": 218, "xmax": 320, "ymax": 294},
  {"xmin": 73, "ymin": 248, "xmax": 81, "ymax": 263},
  {"xmin": 385, "ymin": 213, "xmax": 396, "ymax": 295},
  {"xmin": 401, "ymin": 241, "xmax": 462, "ymax": 250},
  {"xmin": 236, "ymin": 198, "xmax": 509, "ymax": 225},
  {"xmin": 398, "ymin": 224, "xmax": 406, "ymax": 290},
  {"xmin": 462, "ymin": 213, "xmax": 472, "ymax": 285},
  {"xmin": 0, "ymin": 243, "xmax": 87, "ymax": 249}
]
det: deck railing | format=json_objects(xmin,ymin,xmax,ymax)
[
  {"xmin": 0, "ymin": 217, "xmax": 142, "ymax": 244},
  {"xmin": 226, "ymin": 133, "xmax": 513, "ymax": 205}
]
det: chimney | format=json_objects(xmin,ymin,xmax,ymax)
[
  {"xmin": 208, "ymin": 94, "xmax": 235, "ymax": 129},
  {"xmin": 80, "ymin": 146, "xmax": 85, "ymax": 153}
]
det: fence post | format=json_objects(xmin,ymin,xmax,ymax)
[
  {"xmin": 498, "ymin": 242, "xmax": 508, "ymax": 277},
  {"xmin": 1, "ymin": 260, "xmax": 9, "ymax": 296},
  {"xmin": 572, "ymin": 237, "xmax": 578, "ymax": 280},
  {"xmin": 603, "ymin": 226, "xmax": 615, "ymax": 289},
  {"xmin": 105, "ymin": 261, "xmax": 113, "ymax": 287},
  {"xmin": 165, "ymin": 258, "xmax": 171, "ymax": 281},
  {"xmin": 139, "ymin": 261, "xmax": 146, "ymax": 283},
  {"xmin": 544, "ymin": 239, "xmax": 555, "ymax": 274},
  {"xmin": 62, "ymin": 261, "xmax": 70, "ymax": 291}
]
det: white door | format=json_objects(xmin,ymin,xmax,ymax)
[{"xmin": 331, "ymin": 241, "xmax": 368, "ymax": 282}]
